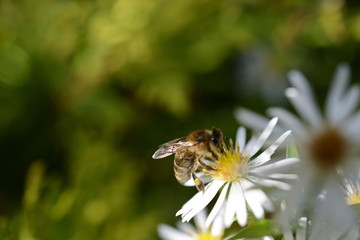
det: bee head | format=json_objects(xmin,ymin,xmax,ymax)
[{"xmin": 211, "ymin": 128, "xmax": 223, "ymax": 147}]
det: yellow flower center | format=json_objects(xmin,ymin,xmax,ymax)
[
  {"xmin": 211, "ymin": 139, "xmax": 249, "ymax": 182},
  {"xmin": 196, "ymin": 232, "xmax": 221, "ymax": 240},
  {"xmin": 347, "ymin": 191, "xmax": 360, "ymax": 205},
  {"xmin": 309, "ymin": 128, "xmax": 347, "ymax": 170}
]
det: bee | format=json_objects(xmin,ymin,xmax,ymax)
[{"xmin": 152, "ymin": 129, "xmax": 224, "ymax": 191}]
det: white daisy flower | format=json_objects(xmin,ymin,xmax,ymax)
[
  {"xmin": 159, "ymin": 208, "xmax": 275, "ymax": 240},
  {"xmin": 176, "ymin": 118, "xmax": 298, "ymax": 228},
  {"xmin": 158, "ymin": 209, "xmax": 225, "ymax": 240},
  {"xmin": 235, "ymin": 63, "xmax": 360, "ymax": 229},
  {"xmin": 343, "ymin": 169, "xmax": 360, "ymax": 205},
  {"xmin": 309, "ymin": 178, "xmax": 359, "ymax": 240}
]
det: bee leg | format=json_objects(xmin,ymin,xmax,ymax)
[
  {"xmin": 198, "ymin": 160, "xmax": 215, "ymax": 172},
  {"xmin": 220, "ymin": 144, "xmax": 226, "ymax": 153},
  {"xmin": 211, "ymin": 152, "xmax": 219, "ymax": 161},
  {"xmin": 192, "ymin": 172, "xmax": 205, "ymax": 192},
  {"xmin": 209, "ymin": 142, "xmax": 225, "ymax": 161}
]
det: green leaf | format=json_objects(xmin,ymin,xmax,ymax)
[{"xmin": 226, "ymin": 219, "xmax": 280, "ymax": 239}]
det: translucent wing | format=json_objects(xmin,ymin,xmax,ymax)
[{"xmin": 152, "ymin": 137, "xmax": 197, "ymax": 159}]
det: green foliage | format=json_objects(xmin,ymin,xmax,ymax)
[
  {"xmin": 1, "ymin": 145, "xmax": 158, "ymax": 240},
  {"xmin": 227, "ymin": 219, "xmax": 280, "ymax": 239}
]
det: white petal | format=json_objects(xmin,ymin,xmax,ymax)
[
  {"xmin": 268, "ymin": 107, "xmax": 309, "ymax": 142},
  {"xmin": 235, "ymin": 108, "xmax": 286, "ymax": 139},
  {"xmin": 247, "ymin": 118, "xmax": 278, "ymax": 158},
  {"xmin": 236, "ymin": 127, "xmax": 246, "ymax": 152},
  {"xmin": 225, "ymin": 183, "xmax": 247, "ymax": 227},
  {"xmin": 264, "ymin": 237, "xmax": 275, "ymax": 240},
  {"xmin": 244, "ymin": 189, "xmax": 266, "ymax": 219},
  {"xmin": 176, "ymin": 191, "xmax": 203, "ymax": 217},
  {"xmin": 325, "ymin": 63, "xmax": 350, "ymax": 123},
  {"xmin": 332, "ymin": 85, "xmax": 360, "ymax": 125},
  {"xmin": 181, "ymin": 180, "xmax": 224, "ymax": 222},
  {"xmin": 341, "ymin": 110, "xmax": 360, "ymax": 141},
  {"xmin": 250, "ymin": 130, "xmax": 291, "ymax": 168},
  {"xmin": 248, "ymin": 174, "xmax": 291, "ymax": 190},
  {"xmin": 267, "ymin": 173, "xmax": 298, "ymax": 180},
  {"xmin": 251, "ymin": 158, "xmax": 300, "ymax": 174},
  {"xmin": 244, "ymin": 135, "xmax": 257, "ymax": 154},
  {"xmin": 224, "ymin": 202, "xmax": 235, "ymax": 227},
  {"xmin": 158, "ymin": 224, "xmax": 193, "ymax": 240},
  {"xmin": 342, "ymin": 162, "xmax": 360, "ymax": 192},
  {"xmin": 210, "ymin": 206, "xmax": 226, "ymax": 237},
  {"xmin": 288, "ymin": 70, "xmax": 314, "ymax": 97},
  {"xmin": 285, "ymin": 87, "xmax": 322, "ymax": 127},
  {"xmin": 206, "ymin": 183, "xmax": 229, "ymax": 227},
  {"xmin": 235, "ymin": 184, "xmax": 247, "ymax": 226},
  {"xmin": 194, "ymin": 210, "xmax": 207, "ymax": 232},
  {"xmin": 176, "ymin": 222, "xmax": 196, "ymax": 236},
  {"xmin": 234, "ymin": 183, "xmax": 248, "ymax": 226},
  {"xmin": 237, "ymin": 178, "xmax": 253, "ymax": 190},
  {"xmin": 287, "ymin": 71, "xmax": 322, "ymax": 127},
  {"xmin": 234, "ymin": 108, "xmax": 271, "ymax": 132},
  {"xmin": 343, "ymin": 180, "xmax": 354, "ymax": 196}
]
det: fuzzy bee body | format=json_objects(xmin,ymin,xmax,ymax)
[
  {"xmin": 174, "ymin": 150, "xmax": 200, "ymax": 184},
  {"xmin": 152, "ymin": 129, "xmax": 224, "ymax": 191}
]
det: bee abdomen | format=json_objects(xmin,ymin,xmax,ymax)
[
  {"xmin": 173, "ymin": 151, "xmax": 199, "ymax": 185},
  {"xmin": 174, "ymin": 163, "xmax": 192, "ymax": 184}
]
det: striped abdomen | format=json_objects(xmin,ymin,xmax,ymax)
[{"xmin": 173, "ymin": 150, "xmax": 200, "ymax": 185}]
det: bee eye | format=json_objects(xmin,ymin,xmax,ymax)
[
  {"xmin": 211, "ymin": 137, "xmax": 219, "ymax": 146},
  {"xmin": 211, "ymin": 128, "xmax": 223, "ymax": 146}
]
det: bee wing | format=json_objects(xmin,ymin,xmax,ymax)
[{"xmin": 152, "ymin": 138, "xmax": 196, "ymax": 159}]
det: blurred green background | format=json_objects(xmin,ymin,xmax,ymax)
[{"xmin": 0, "ymin": 0, "xmax": 360, "ymax": 239}]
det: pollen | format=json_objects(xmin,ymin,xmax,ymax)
[
  {"xmin": 196, "ymin": 232, "xmax": 221, "ymax": 240},
  {"xmin": 211, "ymin": 139, "xmax": 249, "ymax": 182},
  {"xmin": 309, "ymin": 128, "xmax": 347, "ymax": 170},
  {"xmin": 347, "ymin": 191, "xmax": 360, "ymax": 205},
  {"xmin": 194, "ymin": 178, "xmax": 201, "ymax": 185}
]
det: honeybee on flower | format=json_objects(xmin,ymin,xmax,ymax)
[{"xmin": 177, "ymin": 118, "xmax": 299, "ymax": 227}]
